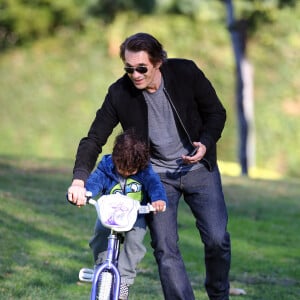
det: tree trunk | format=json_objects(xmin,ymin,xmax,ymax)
[{"xmin": 224, "ymin": 0, "xmax": 255, "ymax": 176}]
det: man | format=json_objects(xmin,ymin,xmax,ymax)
[{"xmin": 68, "ymin": 32, "xmax": 231, "ymax": 300}]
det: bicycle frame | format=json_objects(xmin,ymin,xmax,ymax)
[{"xmin": 82, "ymin": 194, "xmax": 156, "ymax": 300}]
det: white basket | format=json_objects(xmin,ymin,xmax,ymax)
[{"xmin": 97, "ymin": 194, "xmax": 140, "ymax": 232}]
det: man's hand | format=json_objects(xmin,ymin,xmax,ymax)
[
  {"xmin": 181, "ymin": 142, "xmax": 207, "ymax": 164},
  {"xmin": 67, "ymin": 179, "xmax": 86, "ymax": 207}
]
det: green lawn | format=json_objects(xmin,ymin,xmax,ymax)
[
  {"xmin": 0, "ymin": 156, "xmax": 299, "ymax": 299},
  {"xmin": 0, "ymin": 8, "xmax": 300, "ymax": 299}
]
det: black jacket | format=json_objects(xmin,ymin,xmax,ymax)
[{"xmin": 73, "ymin": 58, "xmax": 226, "ymax": 181}]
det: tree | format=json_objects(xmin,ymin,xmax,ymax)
[
  {"xmin": 221, "ymin": 0, "xmax": 296, "ymax": 176},
  {"xmin": 223, "ymin": 0, "xmax": 253, "ymax": 175},
  {"xmin": 0, "ymin": 0, "xmax": 86, "ymax": 49}
]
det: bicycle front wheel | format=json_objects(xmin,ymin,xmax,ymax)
[{"xmin": 97, "ymin": 271, "xmax": 113, "ymax": 300}]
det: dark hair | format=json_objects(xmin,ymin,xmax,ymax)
[
  {"xmin": 120, "ymin": 32, "xmax": 167, "ymax": 65},
  {"xmin": 112, "ymin": 129, "xmax": 150, "ymax": 173}
]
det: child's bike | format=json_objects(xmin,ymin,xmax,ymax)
[{"xmin": 78, "ymin": 193, "xmax": 157, "ymax": 300}]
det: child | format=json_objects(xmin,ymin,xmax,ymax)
[{"xmin": 85, "ymin": 129, "xmax": 167, "ymax": 300}]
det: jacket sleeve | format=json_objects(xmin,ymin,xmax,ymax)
[
  {"xmin": 85, "ymin": 164, "xmax": 106, "ymax": 197},
  {"xmin": 72, "ymin": 89, "xmax": 120, "ymax": 182},
  {"xmin": 140, "ymin": 165, "xmax": 168, "ymax": 205},
  {"xmin": 192, "ymin": 61, "xmax": 226, "ymax": 150}
]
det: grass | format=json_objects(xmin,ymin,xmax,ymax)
[
  {"xmin": 0, "ymin": 155, "xmax": 299, "ymax": 299},
  {"xmin": 0, "ymin": 6, "xmax": 300, "ymax": 299}
]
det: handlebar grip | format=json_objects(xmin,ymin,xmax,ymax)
[
  {"xmin": 66, "ymin": 191, "xmax": 92, "ymax": 205},
  {"xmin": 66, "ymin": 194, "xmax": 77, "ymax": 206},
  {"xmin": 85, "ymin": 191, "xmax": 92, "ymax": 204}
]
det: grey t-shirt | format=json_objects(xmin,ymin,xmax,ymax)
[{"xmin": 143, "ymin": 79, "xmax": 202, "ymax": 174}]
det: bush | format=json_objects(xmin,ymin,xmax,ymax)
[{"xmin": 0, "ymin": 0, "xmax": 87, "ymax": 49}]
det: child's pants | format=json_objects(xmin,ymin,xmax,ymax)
[{"xmin": 89, "ymin": 215, "xmax": 147, "ymax": 285}]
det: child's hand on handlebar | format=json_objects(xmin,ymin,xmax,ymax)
[
  {"xmin": 68, "ymin": 179, "xmax": 87, "ymax": 207},
  {"xmin": 152, "ymin": 200, "xmax": 166, "ymax": 213}
]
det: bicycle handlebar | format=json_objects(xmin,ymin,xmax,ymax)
[
  {"xmin": 85, "ymin": 191, "xmax": 93, "ymax": 203},
  {"xmin": 86, "ymin": 192, "xmax": 156, "ymax": 213},
  {"xmin": 85, "ymin": 192, "xmax": 159, "ymax": 232},
  {"xmin": 68, "ymin": 191, "xmax": 162, "ymax": 214}
]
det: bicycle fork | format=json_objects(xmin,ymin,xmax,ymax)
[{"xmin": 90, "ymin": 233, "xmax": 121, "ymax": 300}]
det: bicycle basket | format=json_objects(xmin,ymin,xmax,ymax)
[{"xmin": 97, "ymin": 194, "xmax": 140, "ymax": 232}]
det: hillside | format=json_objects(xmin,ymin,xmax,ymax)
[{"xmin": 0, "ymin": 8, "xmax": 299, "ymax": 177}]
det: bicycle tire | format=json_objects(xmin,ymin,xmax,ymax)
[{"xmin": 97, "ymin": 271, "xmax": 113, "ymax": 300}]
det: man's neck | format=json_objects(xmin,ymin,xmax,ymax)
[{"xmin": 146, "ymin": 71, "xmax": 162, "ymax": 93}]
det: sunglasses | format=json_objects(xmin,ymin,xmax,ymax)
[{"xmin": 124, "ymin": 66, "xmax": 148, "ymax": 74}]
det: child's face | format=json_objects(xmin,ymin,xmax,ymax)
[{"xmin": 116, "ymin": 167, "xmax": 138, "ymax": 178}]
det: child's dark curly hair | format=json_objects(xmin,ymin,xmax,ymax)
[{"xmin": 112, "ymin": 129, "xmax": 150, "ymax": 173}]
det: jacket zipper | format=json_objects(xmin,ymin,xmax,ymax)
[
  {"xmin": 163, "ymin": 87, "xmax": 212, "ymax": 170},
  {"xmin": 119, "ymin": 177, "xmax": 127, "ymax": 195},
  {"xmin": 163, "ymin": 87, "xmax": 194, "ymax": 147}
]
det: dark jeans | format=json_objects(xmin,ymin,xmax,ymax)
[{"xmin": 146, "ymin": 165, "xmax": 231, "ymax": 300}]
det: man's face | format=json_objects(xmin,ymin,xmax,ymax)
[{"xmin": 123, "ymin": 50, "xmax": 162, "ymax": 92}]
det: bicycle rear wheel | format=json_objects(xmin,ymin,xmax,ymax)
[{"xmin": 97, "ymin": 271, "xmax": 113, "ymax": 300}]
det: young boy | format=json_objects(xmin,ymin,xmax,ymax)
[{"xmin": 72, "ymin": 129, "xmax": 167, "ymax": 299}]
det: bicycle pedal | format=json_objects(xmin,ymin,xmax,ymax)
[{"xmin": 79, "ymin": 268, "xmax": 94, "ymax": 282}]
